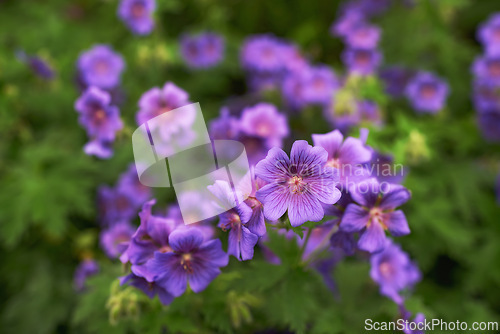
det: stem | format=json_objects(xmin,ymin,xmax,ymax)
[{"xmin": 300, "ymin": 228, "xmax": 313, "ymax": 256}]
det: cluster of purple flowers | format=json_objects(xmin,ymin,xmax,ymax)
[
  {"xmin": 209, "ymin": 103, "xmax": 289, "ymax": 165},
  {"xmin": 472, "ymin": 12, "xmax": 500, "ymax": 142},
  {"xmin": 180, "ymin": 32, "xmax": 225, "ymax": 69}
]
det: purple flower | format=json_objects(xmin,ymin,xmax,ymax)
[
  {"xmin": 74, "ymin": 259, "xmax": 99, "ymax": 292},
  {"xmin": 239, "ymin": 103, "xmax": 289, "ymax": 148},
  {"xmin": 330, "ymin": 230, "xmax": 357, "ymax": 256},
  {"xmin": 357, "ymin": 0, "xmax": 392, "ymax": 17},
  {"xmin": 77, "ymin": 45, "xmax": 125, "ymax": 89},
  {"xmin": 340, "ymin": 178, "xmax": 411, "ymax": 253},
  {"xmin": 311, "ymin": 129, "xmax": 373, "ymax": 187},
  {"xmin": 138, "ymin": 227, "xmax": 229, "ymax": 297},
  {"xmin": 405, "ymin": 71, "xmax": 449, "ymax": 113},
  {"xmin": 121, "ymin": 199, "xmax": 179, "ymax": 266},
  {"xmin": 16, "ymin": 51, "xmax": 55, "ymax": 80},
  {"xmin": 379, "ymin": 66, "xmax": 415, "ymax": 98},
  {"xmin": 118, "ymin": 0, "xmax": 155, "ymax": 35},
  {"xmin": 208, "ymin": 181, "xmax": 257, "ymax": 261},
  {"xmin": 342, "ymin": 48, "xmax": 382, "ymax": 75},
  {"xmin": 477, "ymin": 109, "xmax": 500, "ymax": 142},
  {"xmin": 477, "ymin": 13, "xmax": 500, "ymax": 55},
  {"xmin": 120, "ymin": 273, "xmax": 173, "ymax": 305},
  {"xmin": 367, "ymin": 150, "xmax": 407, "ymax": 184},
  {"xmin": 117, "ymin": 164, "xmax": 152, "ymax": 207},
  {"xmin": 209, "ymin": 108, "xmax": 239, "ymax": 140},
  {"xmin": 100, "ymin": 221, "xmax": 136, "ymax": 258},
  {"xmin": 330, "ymin": 8, "xmax": 365, "ymax": 38},
  {"xmin": 75, "ymin": 87, "xmax": 123, "ymax": 158},
  {"xmin": 255, "ymin": 140, "xmax": 341, "ymax": 227},
  {"xmin": 344, "ymin": 23, "xmax": 381, "ymax": 49},
  {"xmin": 180, "ymin": 32, "xmax": 225, "ymax": 68},
  {"xmin": 136, "ymin": 82, "xmax": 191, "ymax": 128},
  {"xmin": 240, "ymin": 35, "xmax": 287, "ymax": 72},
  {"xmin": 97, "ymin": 185, "xmax": 137, "ymax": 226},
  {"xmin": 370, "ymin": 240, "xmax": 421, "ymax": 304},
  {"xmin": 282, "ymin": 43, "xmax": 308, "ymax": 73},
  {"xmin": 303, "ymin": 65, "xmax": 339, "ymax": 105},
  {"xmin": 282, "ymin": 69, "xmax": 310, "ymax": 109},
  {"xmin": 472, "ymin": 54, "xmax": 500, "ymax": 85},
  {"xmin": 237, "ymin": 169, "xmax": 267, "ymax": 237},
  {"xmin": 472, "ymin": 79, "xmax": 500, "ymax": 111},
  {"xmin": 247, "ymin": 71, "xmax": 283, "ymax": 92}
]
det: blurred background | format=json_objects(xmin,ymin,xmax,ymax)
[{"xmin": 0, "ymin": 0, "xmax": 499, "ymax": 333}]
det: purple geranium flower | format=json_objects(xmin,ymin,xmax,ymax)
[
  {"xmin": 379, "ymin": 66, "xmax": 415, "ymax": 98},
  {"xmin": 370, "ymin": 240, "xmax": 421, "ymax": 304},
  {"xmin": 138, "ymin": 227, "xmax": 229, "ymax": 297},
  {"xmin": 239, "ymin": 103, "xmax": 289, "ymax": 148},
  {"xmin": 74, "ymin": 259, "xmax": 99, "ymax": 292},
  {"xmin": 303, "ymin": 65, "xmax": 339, "ymax": 105},
  {"xmin": 405, "ymin": 71, "xmax": 449, "ymax": 113},
  {"xmin": 118, "ymin": 0, "xmax": 156, "ymax": 35},
  {"xmin": 255, "ymin": 140, "xmax": 341, "ymax": 227},
  {"xmin": 180, "ymin": 32, "xmax": 225, "ymax": 68},
  {"xmin": 121, "ymin": 199, "xmax": 179, "ymax": 267},
  {"xmin": 97, "ymin": 184, "xmax": 137, "ymax": 226},
  {"xmin": 209, "ymin": 107, "xmax": 239, "ymax": 140},
  {"xmin": 312, "ymin": 129, "xmax": 373, "ymax": 188},
  {"xmin": 120, "ymin": 273, "xmax": 174, "ymax": 305},
  {"xmin": 330, "ymin": 7, "xmax": 365, "ymax": 38},
  {"xmin": 282, "ymin": 43, "xmax": 308, "ymax": 73},
  {"xmin": 403, "ymin": 312, "xmax": 426, "ymax": 334},
  {"xmin": 16, "ymin": 50, "xmax": 55, "ymax": 80},
  {"xmin": 472, "ymin": 79, "xmax": 500, "ymax": 111},
  {"xmin": 340, "ymin": 178, "xmax": 411, "ymax": 253},
  {"xmin": 100, "ymin": 221, "xmax": 136, "ymax": 259},
  {"xmin": 247, "ymin": 71, "xmax": 283, "ymax": 92},
  {"xmin": 477, "ymin": 13, "xmax": 500, "ymax": 55},
  {"xmin": 208, "ymin": 181, "xmax": 257, "ymax": 261},
  {"xmin": 342, "ymin": 48, "xmax": 382, "ymax": 75},
  {"xmin": 282, "ymin": 69, "xmax": 310, "ymax": 109},
  {"xmin": 240, "ymin": 35, "xmax": 287, "ymax": 72},
  {"xmin": 77, "ymin": 45, "xmax": 125, "ymax": 89},
  {"xmin": 75, "ymin": 87, "xmax": 123, "ymax": 158},
  {"xmin": 117, "ymin": 164, "xmax": 152, "ymax": 207},
  {"xmin": 136, "ymin": 81, "xmax": 192, "ymax": 130},
  {"xmin": 237, "ymin": 169, "xmax": 267, "ymax": 237},
  {"xmin": 472, "ymin": 54, "xmax": 500, "ymax": 85},
  {"xmin": 344, "ymin": 22, "xmax": 381, "ymax": 49},
  {"xmin": 477, "ymin": 109, "xmax": 500, "ymax": 142}
]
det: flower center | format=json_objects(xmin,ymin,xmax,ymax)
[
  {"xmin": 94, "ymin": 60, "xmax": 109, "ymax": 74},
  {"xmin": 355, "ymin": 50, "xmax": 371, "ymax": 66},
  {"xmin": 159, "ymin": 245, "xmax": 172, "ymax": 253},
  {"xmin": 379, "ymin": 261, "xmax": 393, "ymax": 278},
  {"xmin": 326, "ymin": 158, "xmax": 341, "ymax": 169},
  {"xmin": 420, "ymin": 84, "xmax": 436, "ymax": 99},
  {"xmin": 180, "ymin": 253, "xmax": 194, "ymax": 274},
  {"xmin": 131, "ymin": 2, "xmax": 146, "ymax": 18},
  {"xmin": 368, "ymin": 207, "xmax": 387, "ymax": 229},
  {"xmin": 288, "ymin": 175, "xmax": 306, "ymax": 194},
  {"xmin": 221, "ymin": 212, "xmax": 241, "ymax": 232},
  {"xmin": 256, "ymin": 122, "xmax": 271, "ymax": 136},
  {"xmin": 92, "ymin": 109, "xmax": 107, "ymax": 126}
]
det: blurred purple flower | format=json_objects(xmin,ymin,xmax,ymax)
[
  {"xmin": 282, "ymin": 69, "xmax": 310, "ymax": 109},
  {"xmin": 117, "ymin": 164, "xmax": 152, "ymax": 207},
  {"xmin": 138, "ymin": 227, "xmax": 229, "ymax": 297},
  {"xmin": 16, "ymin": 51, "xmax": 55, "ymax": 80},
  {"xmin": 472, "ymin": 79, "xmax": 500, "ymax": 111},
  {"xmin": 77, "ymin": 45, "xmax": 125, "ymax": 89},
  {"xmin": 477, "ymin": 13, "xmax": 500, "ymax": 55},
  {"xmin": 370, "ymin": 240, "xmax": 421, "ymax": 304},
  {"xmin": 477, "ymin": 109, "xmax": 500, "ymax": 142},
  {"xmin": 255, "ymin": 140, "xmax": 341, "ymax": 227},
  {"xmin": 342, "ymin": 48, "xmax": 382, "ymax": 75},
  {"xmin": 74, "ymin": 259, "xmax": 99, "ymax": 292},
  {"xmin": 120, "ymin": 273, "xmax": 174, "ymax": 305},
  {"xmin": 180, "ymin": 32, "xmax": 225, "ymax": 68},
  {"xmin": 312, "ymin": 129, "xmax": 373, "ymax": 187},
  {"xmin": 340, "ymin": 178, "xmax": 411, "ymax": 253},
  {"xmin": 344, "ymin": 23, "xmax": 381, "ymax": 49},
  {"xmin": 330, "ymin": 7, "xmax": 365, "ymax": 38},
  {"xmin": 118, "ymin": 0, "xmax": 156, "ymax": 35},
  {"xmin": 405, "ymin": 71, "xmax": 449, "ymax": 113},
  {"xmin": 472, "ymin": 54, "xmax": 500, "ymax": 85},
  {"xmin": 97, "ymin": 185, "xmax": 137, "ymax": 226},
  {"xmin": 239, "ymin": 103, "xmax": 289, "ymax": 147},
  {"xmin": 100, "ymin": 221, "xmax": 136, "ymax": 258},
  {"xmin": 74, "ymin": 87, "xmax": 123, "ymax": 158},
  {"xmin": 379, "ymin": 66, "xmax": 415, "ymax": 98},
  {"xmin": 303, "ymin": 65, "xmax": 339, "ymax": 105},
  {"xmin": 240, "ymin": 35, "xmax": 287, "ymax": 72},
  {"xmin": 403, "ymin": 312, "xmax": 426, "ymax": 334}
]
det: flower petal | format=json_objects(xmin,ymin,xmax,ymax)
[
  {"xmin": 338, "ymin": 137, "xmax": 372, "ymax": 164},
  {"xmin": 254, "ymin": 147, "xmax": 291, "ymax": 182},
  {"xmin": 256, "ymin": 183, "xmax": 290, "ymax": 221},
  {"xmin": 240, "ymin": 226, "xmax": 259, "ymax": 261},
  {"xmin": 358, "ymin": 222, "xmax": 386, "ymax": 253},
  {"xmin": 312, "ymin": 130, "xmax": 344, "ymax": 160},
  {"xmin": 156, "ymin": 286, "xmax": 175, "ymax": 305},
  {"xmin": 349, "ymin": 177, "xmax": 380, "ymax": 207},
  {"xmin": 147, "ymin": 217, "xmax": 177, "ymax": 246},
  {"xmin": 290, "ymin": 140, "xmax": 328, "ymax": 173},
  {"xmin": 168, "ymin": 227, "xmax": 204, "ymax": 253},
  {"xmin": 187, "ymin": 263, "xmax": 221, "ymax": 293},
  {"xmin": 379, "ymin": 185, "xmax": 411, "ymax": 210},
  {"xmin": 288, "ymin": 193, "xmax": 324, "ymax": 227},
  {"xmin": 197, "ymin": 239, "xmax": 229, "ymax": 268},
  {"xmin": 385, "ymin": 210, "xmax": 410, "ymax": 236},
  {"xmin": 340, "ymin": 204, "xmax": 369, "ymax": 232}
]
